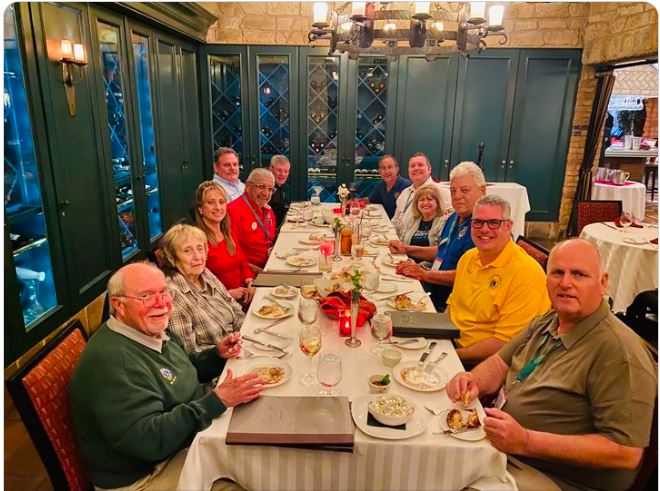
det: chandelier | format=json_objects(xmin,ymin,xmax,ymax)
[{"xmin": 308, "ymin": 2, "xmax": 507, "ymax": 60}]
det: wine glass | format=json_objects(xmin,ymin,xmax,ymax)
[
  {"xmin": 317, "ymin": 352, "xmax": 342, "ymax": 395},
  {"xmin": 619, "ymin": 212, "xmax": 633, "ymax": 232},
  {"xmin": 299, "ymin": 322, "xmax": 322, "ymax": 387},
  {"xmin": 370, "ymin": 313, "xmax": 393, "ymax": 354}
]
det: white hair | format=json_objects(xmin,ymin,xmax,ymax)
[{"xmin": 450, "ymin": 161, "xmax": 486, "ymax": 187}]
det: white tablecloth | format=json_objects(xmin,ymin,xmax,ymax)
[
  {"xmin": 439, "ymin": 182, "xmax": 530, "ymax": 239},
  {"xmin": 591, "ymin": 181, "xmax": 647, "ymax": 221},
  {"xmin": 580, "ymin": 222, "xmax": 658, "ymax": 313},
  {"xmin": 177, "ymin": 205, "xmax": 515, "ymax": 491}
]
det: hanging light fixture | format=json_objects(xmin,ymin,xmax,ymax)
[{"xmin": 308, "ymin": 2, "xmax": 507, "ymax": 61}]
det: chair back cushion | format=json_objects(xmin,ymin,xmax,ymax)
[
  {"xmin": 515, "ymin": 236, "xmax": 550, "ymax": 270},
  {"xmin": 18, "ymin": 325, "xmax": 90, "ymax": 491},
  {"xmin": 577, "ymin": 200, "xmax": 622, "ymax": 236}
]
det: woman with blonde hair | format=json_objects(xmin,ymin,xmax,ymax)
[
  {"xmin": 161, "ymin": 224, "xmax": 245, "ymax": 353},
  {"xmin": 395, "ymin": 184, "xmax": 446, "ymax": 254},
  {"xmin": 194, "ymin": 181, "xmax": 255, "ymax": 306}
]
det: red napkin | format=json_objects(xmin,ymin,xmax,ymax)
[
  {"xmin": 614, "ymin": 218, "xmax": 643, "ymax": 228},
  {"xmin": 319, "ymin": 291, "xmax": 377, "ymax": 327},
  {"xmin": 651, "ymin": 238, "xmax": 658, "ymax": 245},
  {"xmin": 594, "ymin": 180, "xmax": 634, "ymax": 186}
]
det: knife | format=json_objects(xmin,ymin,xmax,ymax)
[
  {"xmin": 242, "ymin": 335, "xmax": 289, "ymax": 354},
  {"xmin": 254, "ymin": 317, "xmax": 287, "ymax": 334},
  {"xmin": 418, "ymin": 341, "xmax": 437, "ymax": 367},
  {"xmin": 383, "ymin": 338, "xmax": 418, "ymax": 346},
  {"xmin": 600, "ymin": 222, "xmax": 619, "ymax": 230}
]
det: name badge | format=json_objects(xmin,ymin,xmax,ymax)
[
  {"xmin": 493, "ymin": 386, "xmax": 508, "ymax": 409},
  {"xmin": 431, "ymin": 258, "xmax": 442, "ymax": 271},
  {"xmin": 251, "ymin": 221, "xmax": 258, "ymax": 231}
]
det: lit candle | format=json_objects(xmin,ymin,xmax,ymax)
[
  {"xmin": 339, "ymin": 309, "xmax": 351, "ymax": 336},
  {"xmin": 60, "ymin": 39, "xmax": 73, "ymax": 60},
  {"xmin": 488, "ymin": 5, "xmax": 504, "ymax": 26},
  {"xmin": 470, "ymin": 2, "xmax": 486, "ymax": 22},
  {"xmin": 414, "ymin": 2, "xmax": 430, "ymax": 16},
  {"xmin": 73, "ymin": 43, "xmax": 85, "ymax": 63},
  {"xmin": 351, "ymin": 1, "xmax": 365, "ymax": 18},
  {"xmin": 312, "ymin": 2, "xmax": 328, "ymax": 25}
]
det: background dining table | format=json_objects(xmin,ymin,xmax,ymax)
[
  {"xmin": 580, "ymin": 221, "xmax": 658, "ymax": 313},
  {"xmin": 176, "ymin": 204, "xmax": 516, "ymax": 491},
  {"xmin": 591, "ymin": 180, "xmax": 647, "ymax": 221}
]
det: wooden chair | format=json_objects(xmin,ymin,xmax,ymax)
[
  {"xmin": 515, "ymin": 235, "xmax": 551, "ymax": 270},
  {"xmin": 6, "ymin": 320, "xmax": 91, "ymax": 491},
  {"xmin": 576, "ymin": 200, "xmax": 622, "ymax": 236}
]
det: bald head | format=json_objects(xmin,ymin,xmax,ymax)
[{"xmin": 546, "ymin": 239, "xmax": 608, "ymax": 327}]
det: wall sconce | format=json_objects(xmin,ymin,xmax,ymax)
[{"xmin": 59, "ymin": 39, "xmax": 87, "ymax": 116}]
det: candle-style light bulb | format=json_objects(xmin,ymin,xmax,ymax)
[
  {"xmin": 488, "ymin": 5, "xmax": 504, "ymax": 26},
  {"xmin": 351, "ymin": 1, "xmax": 366, "ymax": 18},
  {"xmin": 60, "ymin": 39, "xmax": 73, "ymax": 60},
  {"xmin": 414, "ymin": 2, "xmax": 430, "ymax": 15},
  {"xmin": 312, "ymin": 2, "xmax": 328, "ymax": 26},
  {"xmin": 469, "ymin": 2, "xmax": 487, "ymax": 22},
  {"xmin": 73, "ymin": 43, "xmax": 85, "ymax": 63}
]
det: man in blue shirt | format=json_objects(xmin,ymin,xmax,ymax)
[
  {"xmin": 212, "ymin": 147, "xmax": 245, "ymax": 203},
  {"xmin": 389, "ymin": 161, "xmax": 486, "ymax": 310},
  {"xmin": 367, "ymin": 155, "xmax": 411, "ymax": 219}
]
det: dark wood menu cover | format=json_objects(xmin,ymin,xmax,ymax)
[
  {"xmin": 226, "ymin": 396, "xmax": 354, "ymax": 449},
  {"xmin": 253, "ymin": 273, "xmax": 322, "ymax": 287},
  {"xmin": 388, "ymin": 311, "xmax": 461, "ymax": 339}
]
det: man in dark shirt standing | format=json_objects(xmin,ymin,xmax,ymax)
[
  {"xmin": 268, "ymin": 154, "xmax": 291, "ymax": 229},
  {"xmin": 367, "ymin": 154, "xmax": 411, "ymax": 219}
]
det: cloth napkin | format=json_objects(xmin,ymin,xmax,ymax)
[
  {"xmin": 319, "ymin": 291, "xmax": 377, "ymax": 327},
  {"xmin": 594, "ymin": 179, "xmax": 634, "ymax": 186},
  {"xmin": 614, "ymin": 218, "xmax": 643, "ymax": 228},
  {"xmin": 651, "ymin": 238, "xmax": 658, "ymax": 245}
]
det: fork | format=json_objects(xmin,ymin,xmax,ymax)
[{"xmin": 424, "ymin": 352, "xmax": 448, "ymax": 373}]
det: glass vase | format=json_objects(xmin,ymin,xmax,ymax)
[
  {"xmin": 333, "ymin": 230, "xmax": 342, "ymax": 262},
  {"xmin": 345, "ymin": 290, "xmax": 362, "ymax": 347}
]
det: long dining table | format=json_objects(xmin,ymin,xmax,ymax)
[{"xmin": 177, "ymin": 203, "xmax": 516, "ymax": 491}]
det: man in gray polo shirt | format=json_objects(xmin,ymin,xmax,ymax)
[{"xmin": 447, "ymin": 239, "xmax": 657, "ymax": 491}]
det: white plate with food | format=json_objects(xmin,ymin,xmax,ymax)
[
  {"xmin": 387, "ymin": 293, "xmax": 427, "ymax": 311},
  {"xmin": 285, "ymin": 255, "xmax": 316, "ymax": 267},
  {"xmin": 351, "ymin": 394, "xmax": 426, "ymax": 440},
  {"xmin": 387, "ymin": 336, "xmax": 428, "ymax": 350},
  {"xmin": 299, "ymin": 233, "xmax": 330, "ymax": 245},
  {"xmin": 240, "ymin": 360, "xmax": 292, "ymax": 388},
  {"xmin": 437, "ymin": 408, "xmax": 486, "ymax": 441},
  {"xmin": 271, "ymin": 285, "xmax": 298, "ymax": 299},
  {"xmin": 369, "ymin": 234, "xmax": 391, "ymax": 247},
  {"xmin": 393, "ymin": 362, "xmax": 448, "ymax": 392},
  {"xmin": 252, "ymin": 301, "xmax": 294, "ymax": 320},
  {"xmin": 381, "ymin": 257, "xmax": 408, "ymax": 268},
  {"xmin": 287, "ymin": 215, "xmax": 305, "ymax": 223}
]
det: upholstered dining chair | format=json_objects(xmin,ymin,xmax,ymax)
[
  {"xmin": 515, "ymin": 235, "xmax": 551, "ymax": 270},
  {"xmin": 576, "ymin": 200, "xmax": 622, "ymax": 236},
  {"xmin": 6, "ymin": 320, "xmax": 91, "ymax": 491}
]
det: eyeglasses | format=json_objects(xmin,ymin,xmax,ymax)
[
  {"xmin": 472, "ymin": 218, "xmax": 509, "ymax": 230},
  {"xmin": 249, "ymin": 183, "xmax": 275, "ymax": 193},
  {"xmin": 116, "ymin": 289, "xmax": 173, "ymax": 307}
]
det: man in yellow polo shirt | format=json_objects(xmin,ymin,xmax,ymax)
[{"xmin": 447, "ymin": 194, "xmax": 550, "ymax": 364}]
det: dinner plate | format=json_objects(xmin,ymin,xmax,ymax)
[
  {"xmin": 287, "ymin": 215, "xmax": 305, "ymax": 223},
  {"xmin": 387, "ymin": 298, "xmax": 427, "ymax": 311},
  {"xmin": 240, "ymin": 360, "xmax": 292, "ymax": 388},
  {"xmin": 382, "ymin": 257, "xmax": 408, "ymax": 268},
  {"xmin": 387, "ymin": 336, "xmax": 428, "ymax": 350},
  {"xmin": 247, "ymin": 336, "xmax": 292, "ymax": 353},
  {"xmin": 299, "ymin": 238, "xmax": 323, "ymax": 246},
  {"xmin": 252, "ymin": 301, "xmax": 294, "ymax": 320},
  {"xmin": 271, "ymin": 286, "xmax": 298, "ymax": 299},
  {"xmin": 393, "ymin": 362, "xmax": 448, "ymax": 392},
  {"xmin": 285, "ymin": 255, "xmax": 316, "ymax": 267},
  {"xmin": 351, "ymin": 394, "xmax": 427, "ymax": 440},
  {"xmin": 623, "ymin": 237, "xmax": 650, "ymax": 245},
  {"xmin": 437, "ymin": 409, "xmax": 486, "ymax": 441},
  {"xmin": 362, "ymin": 247, "xmax": 379, "ymax": 257},
  {"xmin": 369, "ymin": 236, "xmax": 390, "ymax": 247}
]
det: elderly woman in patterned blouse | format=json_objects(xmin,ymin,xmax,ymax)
[{"xmin": 160, "ymin": 224, "xmax": 246, "ymax": 353}]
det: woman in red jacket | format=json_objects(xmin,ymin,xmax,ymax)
[{"xmin": 194, "ymin": 181, "xmax": 255, "ymax": 306}]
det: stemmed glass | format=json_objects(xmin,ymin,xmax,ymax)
[
  {"xmin": 298, "ymin": 297, "xmax": 321, "ymax": 386},
  {"xmin": 317, "ymin": 352, "xmax": 342, "ymax": 395},
  {"xmin": 619, "ymin": 212, "xmax": 633, "ymax": 232},
  {"xmin": 370, "ymin": 313, "xmax": 393, "ymax": 354},
  {"xmin": 311, "ymin": 185, "xmax": 324, "ymax": 206}
]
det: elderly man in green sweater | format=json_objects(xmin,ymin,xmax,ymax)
[{"xmin": 70, "ymin": 262, "xmax": 262, "ymax": 490}]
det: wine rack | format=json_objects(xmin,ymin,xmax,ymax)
[
  {"xmin": 209, "ymin": 55, "xmax": 244, "ymax": 164},
  {"xmin": 257, "ymin": 55, "xmax": 290, "ymax": 167},
  {"xmin": 306, "ymin": 56, "xmax": 340, "ymax": 202},
  {"xmin": 4, "ymin": 5, "xmax": 58, "ymax": 329}
]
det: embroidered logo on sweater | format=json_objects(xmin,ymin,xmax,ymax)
[{"xmin": 160, "ymin": 368, "xmax": 177, "ymax": 385}]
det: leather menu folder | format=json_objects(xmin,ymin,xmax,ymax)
[
  {"xmin": 388, "ymin": 311, "xmax": 461, "ymax": 339},
  {"xmin": 226, "ymin": 396, "xmax": 354, "ymax": 451},
  {"xmin": 253, "ymin": 272, "xmax": 322, "ymax": 287}
]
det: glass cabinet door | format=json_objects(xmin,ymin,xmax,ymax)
[
  {"xmin": 132, "ymin": 33, "xmax": 162, "ymax": 242},
  {"xmin": 97, "ymin": 21, "xmax": 138, "ymax": 259},
  {"xmin": 256, "ymin": 55, "xmax": 290, "ymax": 167},
  {"xmin": 4, "ymin": 6, "xmax": 57, "ymax": 329},
  {"xmin": 353, "ymin": 57, "xmax": 390, "ymax": 197},
  {"xmin": 209, "ymin": 54, "xmax": 245, "ymax": 166},
  {"xmin": 306, "ymin": 55, "xmax": 341, "ymax": 202}
]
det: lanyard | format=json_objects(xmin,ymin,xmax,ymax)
[
  {"xmin": 241, "ymin": 195, "xmax": 273, "ymax": 246},
  {"xmin": 514, "ymin": 332, "xmax": 563, "ymax": 384},
  {"xmin": 442, "ymin": 214, "xmax": 466, "ymax": 250},
  {"xmin": 403, "ymin": 188, "xmax": 415, "ymax": 214}
]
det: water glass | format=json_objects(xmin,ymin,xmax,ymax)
[
  {"xmin": 619, "ymin": 212, "xmax": 633, "ymax": 232},
  {"xmin": 317, "ymin": 352, "xmax": 342, "ymax": 395},
  {"xmin": 370, "ymin": 313, "xmax": 393, "ymax": 354},
  {"xmin": 298, "ymin": 297, "xmax": 318, "ymax": 324}
]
